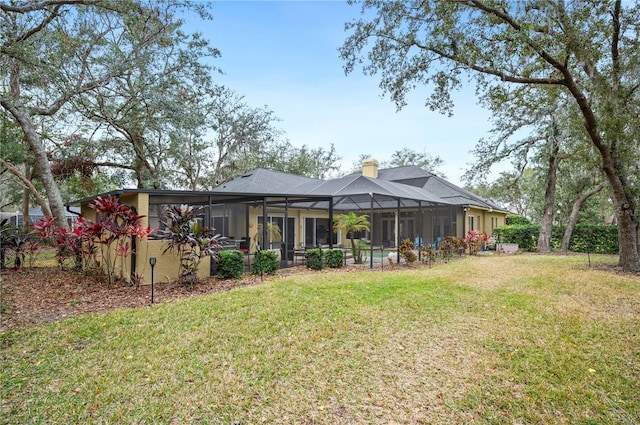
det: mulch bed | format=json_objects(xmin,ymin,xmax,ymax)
[{"xmin": 0, "ymin": 264, "xmax": 381, "ymax": 330}]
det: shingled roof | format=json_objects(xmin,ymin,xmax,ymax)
[
  {"xmin": 211, "ymin": 165, "xmax": 505, "ymax": 212},
  {"xmin": 376, "ymin": 165, "xmax": 504, "ymax": 211},
  {"xmin": 213, "ymin": 168, "xmax": 323, "ymax": 196}
]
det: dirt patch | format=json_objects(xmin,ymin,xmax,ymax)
[
  {"xmin": 0, "ymin": 268, "xmax": 264, "ymax": 329},
  {"xmin": 0, "ymin": 264, "xmax": 385, "ymax": 330}
]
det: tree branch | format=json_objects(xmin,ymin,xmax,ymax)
[{"xmin": 0, "ymin": 157, "xmax": 52, "ymax": 217}]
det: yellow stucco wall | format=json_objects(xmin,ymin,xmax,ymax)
[
  {"xmin": 464, "ymin": 207, "xmax": 506, "ymax": 236},
  {"xmin": 80, "ymin": 193, "xmax": 210, "ymax": 285}
]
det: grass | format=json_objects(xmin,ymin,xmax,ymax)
[{"xmin": 1, "ymin": 254, "xmax": 639, "ymax": 424}]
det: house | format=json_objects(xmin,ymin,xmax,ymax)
[
  {"xmin": 0, "ymin": 207, "xmax": 80, "ymax": 227},
  {"xmin": 68, "ymin": 159, "xmax": 509, "ymax": 283}
]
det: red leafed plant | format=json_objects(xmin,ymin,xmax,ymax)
[{"xmin": 85, "ymin": 195, "xmax": 146, "ymax": 286}]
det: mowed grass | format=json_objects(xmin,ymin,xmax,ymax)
[{"xmin": 1, "ymin": 254, "xmax": 639, "ymax": 424}]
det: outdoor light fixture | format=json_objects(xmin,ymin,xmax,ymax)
[{"xmin": 149, "ymin": 257, "xmax": 157, "ymax": 304}]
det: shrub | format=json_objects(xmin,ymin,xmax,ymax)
[
  {"xmin": 506, "ymin": 214, "xmax": 531, "ymax": 225},
  {"xmin": 305, "ymin": 248, "xmax": 324, "ymax": 270},
  {"xmin": 324, "ymin": 249, "xmax": 344, "ymax": 268},
  {"xmin": 552, "ymin": 225, "xmax": 618, "ymax": 254},
  {"xmin": 160, "ymin": 204, "xmax": 222, "ymax": 287},
  {"xmin": 419, "ymin": 245, "xmax": 438, "ymax": 267},
  {"xmin": 493, "ymin": 224, "xmax": 539, "ymax": 252},
  {"xmin": 216, "ymin": 250, "xmax": 245, "ymax": 279},
  {"xmin": 399, "ymin": 238, "xmax": 417, "ymax": 263},
  {"xmin": 251, "ymin": 249, "xmax": 279, "ymax": 275}
]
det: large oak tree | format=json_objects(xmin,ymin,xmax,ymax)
[
  {"xmin": 341, "ymin": 0, "xmax": 640, "ymax": 271},
  {"xmin": 0, "ymin": 0, "xmax": 207, "ymax": 227}
]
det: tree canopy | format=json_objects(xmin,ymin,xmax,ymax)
[{"xmin": 341, "ymin": 0, "xmax": 640, "ymax": 271}]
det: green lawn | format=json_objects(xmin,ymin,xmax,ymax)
[{"xmin": 2, "ymin": 254, "xmax": 639, "ymax": 424}]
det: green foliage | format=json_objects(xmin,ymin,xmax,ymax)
[
  {"xmin": 341, "ymin": 0, "xmax": 640, "ymax": 270},
  {"xmin": 0, "ymin": 221, "xmax": 27, "ymax": 270},
  {"xmin": 493, "ymin": 225, "xmax": 539, "ymax": 252},
  {"xmin": 496, "ymin": 224, "xmax": 619, "ymax": 254},
  {"xmin": 383, "ymin": 147, "xmax": 445, "ymax": 177},
  {"xmin": 334, "ymin": 212, "xmax": 370, "ymax": 265},
  {"xmin": 216, "ymin": 250, "xmax": 245, "ymax": 279},
  {"xmin": 505, "ymin": 214, "xmax": 532, "ymax": 226},
  {"xmin": 324, "ymin": 249, "xmax": 344, "ymax": 268},
  {"xmin": 252, "ymin": 222, "xmax": 282, "ymax": 251},
  {"xmin": 552, "ymin": 225, "xmax": 618, "ymax": 254},
  {"xmin": 160, "ymin": 204, "xmax": 222, "ymax": 287},
  {"xmin": 251, "ymin": 250, "xmax": 279, "ymax": 275},
  {"xmin": 305, "ymin": 248, "xmax": 324, "ymax": 271}
]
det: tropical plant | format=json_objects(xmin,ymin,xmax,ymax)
[
  {"xmin": 333, "ymin": 212, "xmax": 370, "ymax": 264},
  {"xmin": 32, "ymin": 217, "xmax": 83, "ymax": 270},
  {"xmin": 160, "ymin": 204, "xmax": 222, "ymax": 288},
  {"xmin": 251, "ymin": 221, "xmax": 282, "ymax": 251},
  {"xmin": 399, "ymin": 238, "xmax": 417, "ymax": 263}
]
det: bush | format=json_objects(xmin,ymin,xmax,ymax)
[
  {"xmin": 251, "ymin": 250, "xmax": 279, "ymax": 275},
  {"xmin": 216, "ymin": 250, "xmax": 245, "ymax": 279},
  {"xmin": 506, "ymin": 214, "xmax": 532, "ymax": 225},
  {"xmin": 493, "ymin": 224, "xmax": 538, "ymax": 252},
  {"xmin": 324, "ymin": 249, "xmax": 344, "ymax": 268},
  {"xmin": 399, "ymin": 238, "xmax": 417, "ymax": 263},
  {"xmin": 551, "ymin": 225, "xmax": 618, "ymax": 254},
  {"xmin": 305, "ymin": 248, "xmax": 324, "ymax": 270}
]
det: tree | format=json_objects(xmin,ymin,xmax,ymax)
[
  {"xmin": 333, "ymin": 212, "xmax": 370, "ymax": 264},
  {"xmin": 341, "ymin": 0, "xmax": 640, "ymax": 271},
  {"xmin": 383, "ymin": 147, "xmax": 444, "ymax": 176},
  {"xmin": 77, "ymin": 29, "xmax": 220, "ymax": 189},
  {"xmin": 0, "ymin": 0, "xmax": 210, "ymax": 227}
]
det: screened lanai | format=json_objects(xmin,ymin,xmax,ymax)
[{"xmin": 70, "ymin": 162, "xmax": 502, "ymax": 274}]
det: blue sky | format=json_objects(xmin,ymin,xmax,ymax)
[{"xmin": 188, "ymin": 1, "xmax": 495, "ymax": 185}]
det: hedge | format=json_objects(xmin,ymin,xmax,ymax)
[
  {"xmin": 216, "ymin": 250, "xmax": 245, "ymax": 279},
  {"xmin": 493, "ymin": 224, "xmax": 619, "ymax": 254},
  {"xmin": 551, "ymin": 225, "xmax": 619, "ymax": 254},
  {"xmin": 493, "ymin": 224, "xmax": 539, "ymax": 252}
]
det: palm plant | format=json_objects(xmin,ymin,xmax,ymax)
[
  {"xmin": 251, "ymin": 221, "xmax": 282, "ymax": 251},
  {"xmin": 333, "ymin": 212, "xmax": 370, "ymax": 264}
]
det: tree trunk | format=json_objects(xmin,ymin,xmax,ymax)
[
  {"xmin": 563, "ymin": 78, "xmax": 640, "ymax": 272},
  {"xmin": 537, "ymin": 136, "xmax": 560, "ymax": 253},
  {"xmin": 0, "ymin": 103, "xmax": 67, "ymax": 229},
  {"xmin": 561, "ymin": 182, "xmax": 606, "ymax": 251}
]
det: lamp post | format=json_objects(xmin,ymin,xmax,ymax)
[{"xmin": 149, "ymin": 257, "xmax": 156, "ymax": 304}]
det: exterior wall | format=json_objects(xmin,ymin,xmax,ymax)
[
  {"xmin": 80, "ymin": 191, "xmax": 509, "ymax": 279},
  {"xmin": 463, "ymin": 206, "xmax": 507, "ymax": 236},
  {"xmin": 80, "ymin": 193, "xmax": 210, "ymax": 285}
]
